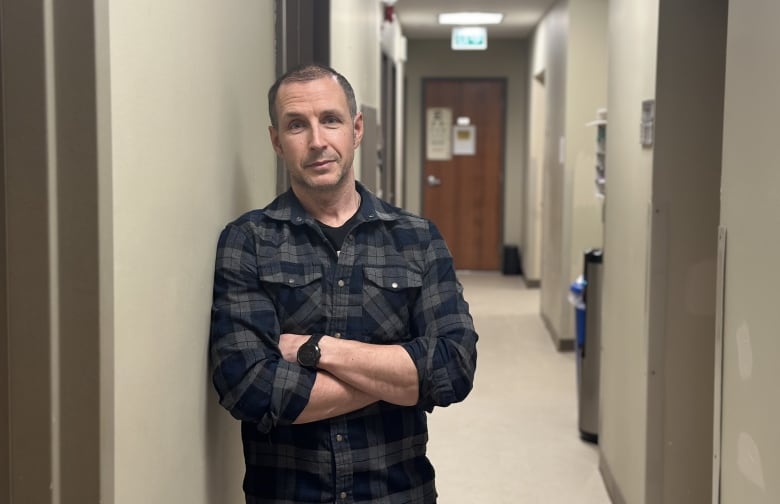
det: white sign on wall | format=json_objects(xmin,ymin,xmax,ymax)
[
  {"xmin": 426, "ymin": 107, "xmax": 452, "ymax": 160},
  {"xmin": 452, "ymin": 125, "xmax": 476, "ymax": 155}
]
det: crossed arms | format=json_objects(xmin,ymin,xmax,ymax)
[{"xmin": 278, "ymin": 333, "xmax": 419, "ymax": 424}]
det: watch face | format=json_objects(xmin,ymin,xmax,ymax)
[{"xmin": 298, "ymin": 341, "xmax": 320, "ymax": 368}]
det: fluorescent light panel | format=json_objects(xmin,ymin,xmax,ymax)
[{"xmin": 438, "ymin": 12, "xmax": 504, "ymax": 25}]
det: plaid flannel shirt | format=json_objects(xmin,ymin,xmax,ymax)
[{"xmin": 210, "ymin": 183, "xmax": 478, "ymax": 504}]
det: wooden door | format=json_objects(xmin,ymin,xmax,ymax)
[{"xmin": 422, "ymin": 79, "xmax": 505, "ymax": 270}]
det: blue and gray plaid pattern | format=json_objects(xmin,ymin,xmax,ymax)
[{"xmin": 210, "ymin": 183, "xmax": 478, "ymax": 503}]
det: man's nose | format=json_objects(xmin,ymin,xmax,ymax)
[{"xmin": 309, "ymin": 125, "xmax": 327, "ymax": 150}]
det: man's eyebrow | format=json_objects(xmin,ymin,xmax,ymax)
[
  {"xmin": 280, "ymin": 109, "xmax": 346, "ymax": 121},
  {"xmin": 280, "ymin": 110, "xmax": 305, "ymax": 120}
]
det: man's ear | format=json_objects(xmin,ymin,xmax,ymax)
[
  {"xmin": 269, "ymin": 126, "xmax": 283, "ymax": 156},
  {"xmin": 352, "ymin": 112, "xmax": 364, "ymax": 148}
]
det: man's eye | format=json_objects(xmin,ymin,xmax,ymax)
[{"xmin": 324, "ymin": 116, "xmax": 341, "ymax": 126}]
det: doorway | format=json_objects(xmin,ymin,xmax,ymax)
[
  {"xmin": 421, "ymin": 78, "xmax": 505, "ymax": 270},
  {"xmin": 524, "ymin": 70, "xmax": 547, "ymax": 284},
  {"xmin": 381, "ymin": 53, "xmax": 397, "ymax": 204}
]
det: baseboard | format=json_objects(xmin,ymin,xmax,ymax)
[
  {"xmin": 600, "ymin": 452, "xmax": 627, "ymax": 504},
  {"xmin": 524, "ymin": 277, "xmax": 541, "ymax": 288},
  {"xmin": 540, "ymin": 312, "xmax": 575, "ymax": 351},
  {"xmin": 558, "ymin": 338, "xmax": 574, "ymax": 352}
]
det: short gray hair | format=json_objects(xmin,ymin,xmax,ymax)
[{"xmin": 267, "ymin": 64, "xmax": 357, "ymax": 129}]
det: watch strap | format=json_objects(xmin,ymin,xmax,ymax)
[{"xmin": 309, "ymin": 333, "xmax": 325, "ymax": 345}]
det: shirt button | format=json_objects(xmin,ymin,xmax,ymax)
[
  {"xmin": 336, "ymin": 434, "xmax": 344, "ymax": 442},
  {"xmin": 334, "ymin": 332, "xmax": 342, "ymax": 339},
  {"xmin": 391, "ymin": 282, "xmax": 399, "ymax": 289},
  {"xmin": 340, "ymin": 491, "xmax": 348, "ymax": 499},
  {"xmin": 295, "ymin": 217, "xmax": 303, "ymax": 223},
  {"xmin": 338, "ymin": 279, "xmax": 345, "ymax": 287},
  {"xmin": 288, "ymin": 278, "xmax": 295, "ymax": 285}
]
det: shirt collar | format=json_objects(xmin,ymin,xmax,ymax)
[{"xmin": 265, "ymin": 181, "xmax": 399, "ymax": 225}]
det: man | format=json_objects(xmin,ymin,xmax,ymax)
[{"xmin": 210, "ymin": 64, "xmax": 478, "ymax": 504}]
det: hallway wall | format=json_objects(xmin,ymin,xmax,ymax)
[
  {"xmin": 600, "ymin": 1, "xmax": 726, "ymax": 503},
  {"xmin": 644, "ymin": 2, "xmax": 725, "ymax": 501},
  {"xmin": 535, "ymin": 1, "xmax": 569, "ymax": 346},
  {"xmin": 565, "ymin": 0, "xmax": 607, "ymax": 304},
  {"xmin": 599, "ymin": 0, "xmax": 659, "ymax": 502},
  {"xmin": 330, "ymin": 0, "xmax": 382, "ymax": 182},
  {"xmin": 403, "ymin": 38, "xmax": 528, "ymax": 248},
  {"xmin": 2, "ymin": 2, "xmax": 387, "ymax": 503},
  {"xmin": 533, "ymin": 0, "xmax": 607, "ymax": 349},
  {"xmin": 719, "ymin": 1, "xmax": 780, "ymax": 501},
  {"xmin": 106, "ymin": 1, "xmax": 276, "ymax": 502}
]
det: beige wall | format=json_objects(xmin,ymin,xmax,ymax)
[
  {"xmin": 535, "ymin": 0, "xmax": 608, "ymax": 349},
  {"xmin": 330, "ymin": 0, "xmax": 382, "ymax": 181},
  {"xmin": 3, "ymin": 2, "xmax": 388, "ymax": 502},
  {"xmin": 600, "ymin": 1, "xmax": 727, "ymax": 503},
  {"xmin": 565, "ymin": 0, "xmax": 607, "ymax": 299},
  {"xmin": 537, "ymin": 1, "xmax": 569, "ymax": 346},
  {"xmin": 719, "ymin": 1, "xmax": 780, "ymax": 502},
  {"xmin": 645, "ymin": 1, "xmax": 725, "ymax": 502},
  {"xmin": 107, "ymin": 1, "xmax": 276, "ymax": 502},
  {"xmin": 599, "ymin": 0, "xmax": 658, "ymax": 502},
  {"xmin": 403, "ymin": 38, "xmax": 529, "ymax": 246}
]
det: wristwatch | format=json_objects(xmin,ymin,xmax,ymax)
[{"xmin": 297, "ymin": 333, "xmax": 325, "ymax": 369}]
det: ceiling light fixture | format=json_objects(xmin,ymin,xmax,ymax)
[{"xmin": 438, "ymin": 12, "xmax": 504, "ymax": 25}]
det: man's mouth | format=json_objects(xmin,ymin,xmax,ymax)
[{"xmin": 307, "ymin": 159, "xmax": 335, "ymax": 168}]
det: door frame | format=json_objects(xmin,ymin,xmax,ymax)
[
  {"xmin": 273, "ymin": 0, "xmax": 330, "ymax": 195},
  {"xmin": 381, "ymin": 53, "xmax": 397, "ymax": 204}
]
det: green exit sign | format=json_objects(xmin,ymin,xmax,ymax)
[{"xmin": 451, "ymin": 27, "xmax": 488, "ymax": 51}]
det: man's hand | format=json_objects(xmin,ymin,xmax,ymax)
[{"xmin": 278, "ymin": 333, "xmax": 310, "ymax": 363}]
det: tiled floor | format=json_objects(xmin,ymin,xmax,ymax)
[{"xmin": 427, "ymin": 271, "xmax": 612, "ymax": 503}]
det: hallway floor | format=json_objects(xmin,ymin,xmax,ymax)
[{"xmin": 427, "ymin": 271, "xmax": 612, "ymax": 503}]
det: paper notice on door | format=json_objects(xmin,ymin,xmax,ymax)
[
  {"xmin": 452, "ymin": 125, "xmax": 476, "ymax": 155},
  {"xmin": 426, "ymin": 107, "xmax": 452, "ymax": 160}
]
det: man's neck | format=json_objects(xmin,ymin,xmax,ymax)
[{"xmin": 293, "ymin": 183, "xmax": 361, "ymax": 227}]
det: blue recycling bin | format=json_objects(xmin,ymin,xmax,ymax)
[{"xmin": 570, "ymin": 278, "xmax": 587, "ymax": 351}]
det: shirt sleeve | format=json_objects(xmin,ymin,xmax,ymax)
[
  {"xmin": 401, "ymin": 221, "xmax": 479, "ymax": 411},
  {"xmin": 209, "ymin": 222, "xmax": 316, "ymax": 433}
]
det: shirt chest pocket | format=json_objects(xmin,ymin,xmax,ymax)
[
  {"xmin": 258, "ymin": 264, "xmax": 324, "ymax": 333},
  {"xmin": 362, "ymin": 266, "xmax": 423, "ymax": 342}
]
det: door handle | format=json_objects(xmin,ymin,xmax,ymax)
[{"xmin": 427, "ymin": 175, "xmax": 442, "ymax": 187}]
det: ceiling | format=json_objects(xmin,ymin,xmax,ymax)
[{"xmin": 392, "ymin": 0, "xmax": 559, "ymax": 39}]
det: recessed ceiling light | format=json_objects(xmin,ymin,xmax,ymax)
[{"xmin": 438, "ymin": 12, "xmax": 504, "ymax": 25}]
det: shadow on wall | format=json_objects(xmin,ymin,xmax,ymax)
[
  {"xmin": 205, "ymin": 348, "xmax": 244, "ymax": 503},
  {"xmin": 232, "ymin": 155, "xmax": 256, "ymax": 213},
  {"xmin": 205, "ymin": 155, "xmax": 254, "ymax": 503}
]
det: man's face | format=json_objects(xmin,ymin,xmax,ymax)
[{"xmin": 269, "ymin": 76, "xmax": 364, "ymax": 193}]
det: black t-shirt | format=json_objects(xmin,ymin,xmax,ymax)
[{"xmin": 317, "ymin": 211, "xmax": 360, "ymax": 252}]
